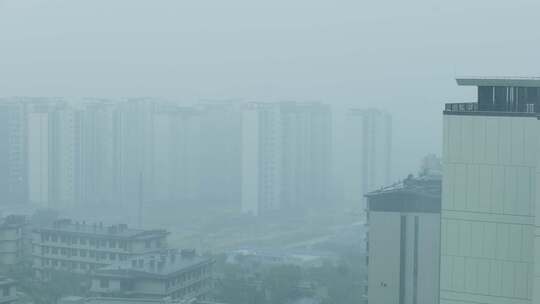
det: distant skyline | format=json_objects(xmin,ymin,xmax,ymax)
[{"xmin": 1, "ymin": 0, "xmax": 539, "ymax": 178}]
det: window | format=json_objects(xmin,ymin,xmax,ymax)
[
  {"xmin": 109, "ymin": 253, "xmax": 116, "ymax": 260},
  {"xmin": 80, "ymin": 250, "xmax": 87, "ymax": 257},
  {"xmin": 100, "ymin": 279, "xmax": 109, "ymax": 289},
  {"xmin": 2, "ymin": 286, "xmax": 9, "ymax": 297},
  {"xmin": 80, "ymin": 238, "xmax": 87, "ymax": 245},
  {"xmin": 90, "ymin": 251, "xmax": 96, "ymax": 258},
  {"xmin": 145, "ymin": 240, "xmax": 151, "ymax": 249}
]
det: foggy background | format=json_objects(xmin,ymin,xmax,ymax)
[{"xmin": 1, "ymin": 0, "xmax": 539, "ymax": 177}]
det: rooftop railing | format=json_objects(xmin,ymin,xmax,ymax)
[
  {"xmin": 444, "ymin": 102, "xmax": 536, "ymax": 114},
  {"xmin": 444, "ymin": 102, "xmax": 478, "ymax": 112}
]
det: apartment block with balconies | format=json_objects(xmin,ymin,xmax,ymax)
[
  {"xmin": 0, "ymin": 277, "xmax": 17, "ymax": 304},
  {"xmin": 32, "ymin": 219, "xmax": 169, "ymax": 279}
]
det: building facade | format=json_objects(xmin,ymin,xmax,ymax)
[
  {"xmin": 32, "ymin": 219, "xmax": 169, "ymax": 278},
  {"xmin": 343, "ymin": 108, "xmax": 392, "ymax": 213},
  {"xmin": 0, "ymin": 100, "xmax": 28, "ymax": 205},
  {"xmin": 441, "ymin": 78, "xmax": 540, "ymax": 304},
  {"xmin": 0, "ymin": 277, "xmax": 17, "ymax": 304},
  {"xmin": 365, "ymin": 174, "xmax": 441, "ymax": 304},
  {"xmin": 75, "ymin": 100, "xmax": 120, "ymax": 207},
  {"xmin": 26, "ymin": 99, "xmax": 79, "ymax": 208},
  {"xmin": 0, "ymin": 215, "xmax": 27, "ymax": 266},
  {"xmin": 90, "ymin": 249, "xmax": 213, "ymax": 301},
  {"xmin": 241, "ymin": 102, "xmax": 332, "ymax": 216}
]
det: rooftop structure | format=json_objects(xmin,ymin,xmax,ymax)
[
  {"xmin": 365, "ymin": 174, "xmax": 441, "ymax": 214},
  {"xmin": 37, "ymin": 219, "xmax": 168, "ymax": 240},
  {"xmin": 58, "ymin": 296, "xmax": 224, "ymax": 304},
  {"xmin": 97, "ymin": 250, "xmax": 209, "ymax": 278},
  {"xmin": 90, "ymin": 249, "xmax": 213, "ymax": 301},
  {"xmin": 456, "ymin": 76, "xmax": 540, "ymax": 87},
  {"xmin": 445, "ymin": 77, "xmax": 540, "ymax": 114}
]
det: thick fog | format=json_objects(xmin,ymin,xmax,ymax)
[
  {"xmin": 1, "ymin": 0, "xmax": 539, "ymax": 176},
  {"xmin": 0, "ymin": 2, "xmax": 539, "ymax": 303}
]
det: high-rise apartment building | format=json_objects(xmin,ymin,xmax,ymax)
[
  {"xmin": 241, "ymin": 102, "xmax": 331, "ymax": 216},
  {"xmin": 196, "ymin": 101, "xmax": 242, "ymax": 210},
  {"xmin": 75, "ymin": 100, "xmax": 120, "ymax": 207},
  {"xmin": 341, "ymin": 109, "xmax": 392, "ymax": 212},
  {"xmin": 366, "ymin": 174, "xmax": 441, "ymax": 304},
  {"xmin": 441, "ymin": 77, "xmax": 540, "ymax": 304},
  {"xmin": 26, "ymin": 100, "xmax": 78, "ymax": 208},
  {"xmin": 115, "ymin": 99, "xmax": 155, "ymax": 208},
  {"xmin": 0, "ymin": 100, "xmax": 27, "ymax": 205}
]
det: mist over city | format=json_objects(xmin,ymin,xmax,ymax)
[{"xmin": 1, "ymin": 1, "xmax": 539, "ymax": 304}]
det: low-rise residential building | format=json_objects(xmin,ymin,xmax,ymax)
[
  {"xmin": 0, "ymin": 276, "xmax": 17, "ymax": 304},
  {"xmin": 90, "ymin": 249, "xmax": 214, "ymax": 301},
  {"xmin": 0, "ymin": 215, "xmax": 28, "ymax": 266},
  {"xmin": 33, "ymin": 219, "xmax": 169, "ymax": 278}
]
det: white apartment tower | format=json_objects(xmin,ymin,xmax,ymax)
[
  {"xmin": 75, "ymin": 100, "xmax": 119, "ymax": 206},
  {"xmin": 441, "ymin": 78, "xmax": 540, "ymax": 304},
  {"xmin": 343, "ymin": 109, "xmax": 392, "ymax": 211},
  {"xmin": 27, "ymin": 100, "xmax": 78, "ymax": 208},
  {"xmin": 242, "ymin": 102, "xmax": 283, "ymax": 216},
  {"xmin": 241, "ymin": 102, "xmax": 332, "ymax": 216}
]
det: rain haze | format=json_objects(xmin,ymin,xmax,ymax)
[{"xmin": 0, "ymin": 1, "xmax": 539, "ymax": 303}]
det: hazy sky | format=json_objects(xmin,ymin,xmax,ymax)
[{"xmin": 1, "ymin": 0, "xmax": 539, "ymax": 177}]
